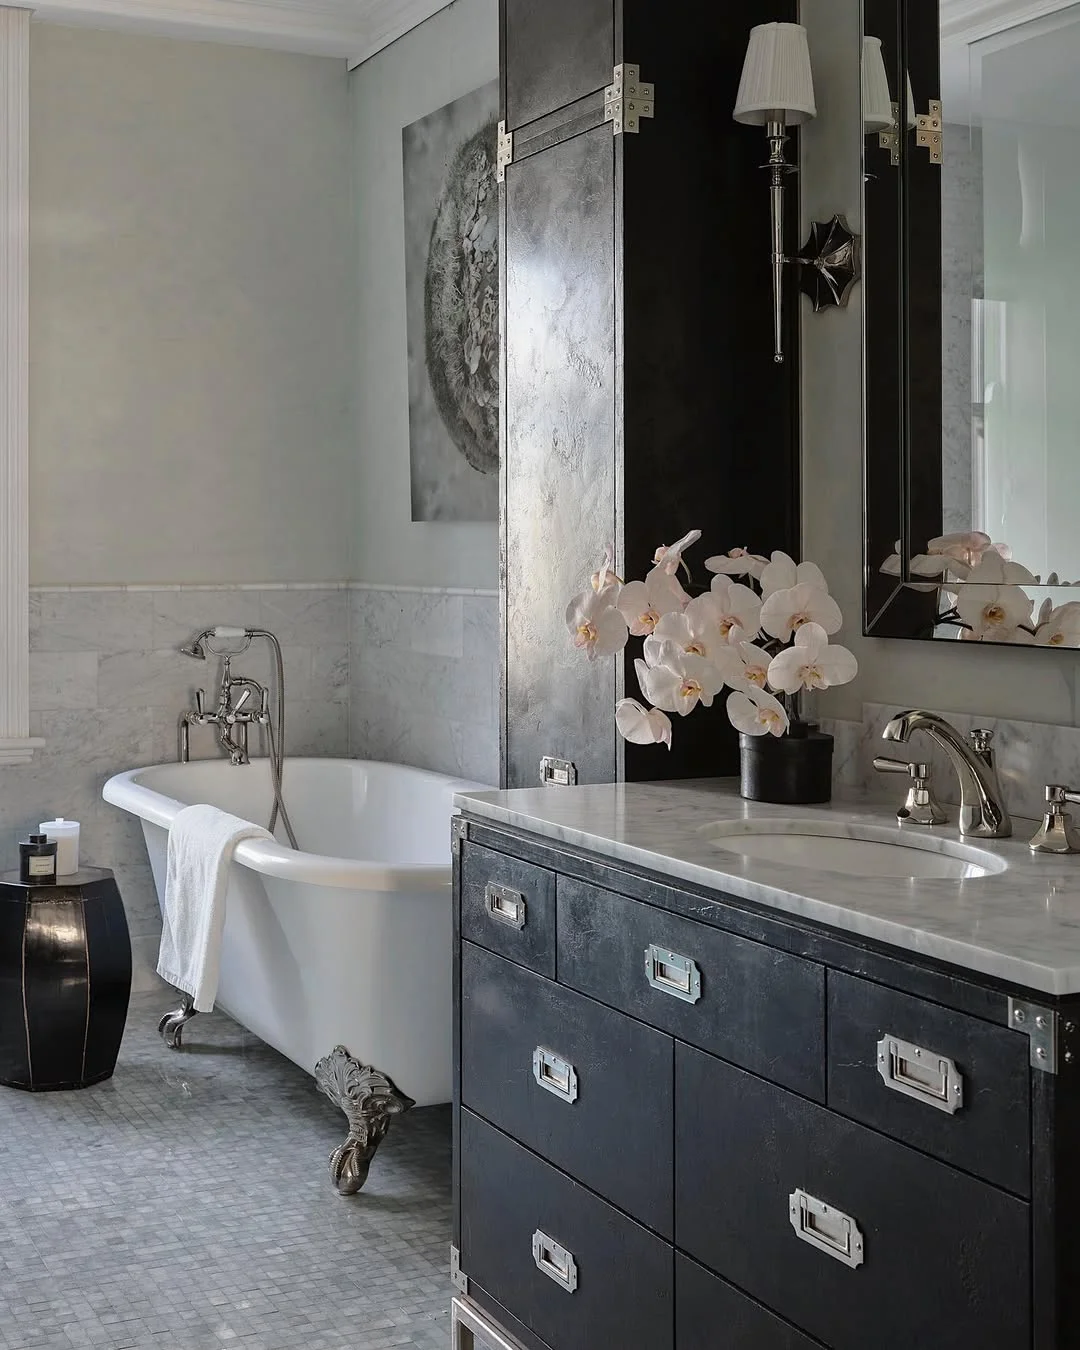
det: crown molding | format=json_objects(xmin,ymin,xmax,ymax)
[
  {"xmin": 10, "ymin": 0, "xmax": 453, "ymax": 63},
  {"xmin": 940, "ymin": 0, "xmax": 1074, "ymax": 44}
]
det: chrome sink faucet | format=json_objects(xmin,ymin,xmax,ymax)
[
  {"xmin": 180, "ymin": 652, "xmax": 270, "ymax": 766},
  {"xmin": 881, "ymin": 711, "xmax": 1012, "ymax": 839}
]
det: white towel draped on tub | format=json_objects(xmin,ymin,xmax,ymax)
[{"xmin": 158, "ymin": 804, "xmax": 271, "ymax": 1013}]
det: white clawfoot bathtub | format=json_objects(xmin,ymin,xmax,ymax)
[{"xmin": 103, "ymin": 758, "xmax": 484, "ymax": 1106}]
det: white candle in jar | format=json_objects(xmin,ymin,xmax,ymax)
[{"xmin": 39, "ymin": 818, "xmax": 80, "ymax": 876}]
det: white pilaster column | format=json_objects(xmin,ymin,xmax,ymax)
[{"xmin": 0, "ymin": 5, "xmax": 42, "ymax": 764}]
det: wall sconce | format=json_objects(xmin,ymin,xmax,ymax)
[{"xmin": 734, "ymin": 22, "xmax": 862, "ymax": 363}]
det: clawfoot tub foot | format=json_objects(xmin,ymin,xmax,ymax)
[
  {"xmin": 314, "ymin": 1045, "xmax": 415, "ymax": 1195},
  {"xmin": 158, "ymin": 995, "xmax": 198, "ymax": 1049}
]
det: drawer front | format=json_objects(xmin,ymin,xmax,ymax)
[
  {"xmin": 558, "ymin": 877, "xmax": 825, "ymax": 1099},
  {"xmin": 676, "ymin": 1255, "xmax": 821, "ymax": 1350},
  {"xmin": 461, "ymin": 1111, "xmax": 674, "ymax": 1350},
  {"xmin": 461, "ymin": 942, "xmax": 674, "ymax": 1236},
  {"xmin": 461, "ymin": 843, "xmax": 556, "ymax": 976},
  {"xmin": 676, "ymin": 1045, "xmax": 1030, "ymax": 1350},
  {"xmin": 828, "ymin": 971, "xmax": 1031, "ymax": 1196}
]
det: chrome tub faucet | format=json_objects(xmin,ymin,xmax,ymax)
[
  {"xmin": 881, "ymin": 711, "xmax": 1012, "ymax": 839},
  {"xmin": 179, "ymin": 652, "xmax": 270, "ymax": 765}
]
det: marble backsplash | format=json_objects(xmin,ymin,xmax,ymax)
[
  {"xmin": 8, "ymin": 585, "xmax": 351, "ymax": 990},
  {"xmin": 349, "ymin": 585, "xmax": 500, "ymax": 788},
  {"xmin": 825, "ymin": 701, "xmax": 1080, "ymax": 825}
]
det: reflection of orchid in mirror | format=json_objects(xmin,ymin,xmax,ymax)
[
  {"xmin": 567, "ymin": 537, "xmax": 858, "ymax": 749},
  {"xmin": 879, "ymin": 532, "xmax": 1080, "ymax": 646}
]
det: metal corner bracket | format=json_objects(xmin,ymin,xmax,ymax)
[
  {"xmin": 496, "ymin": 120, "xmax": 513, "ymax": 183},
  {"xmin": 1008, "ymin": 998, "xmax": 1059, "ymax": 1072},
  {"xmin": 604, "ymin": 63, "xmax": 654, "ymax": 135},
  {"xmin": 450, "ymin": 1244, "xmax": 468, "ymax": 1295},
  {"xmin": 916, "ymin": 99, "xmax": 943, "ymax": 165},
  {"xmin": 452, "ymin": 815, "xmax": 469, "ymax": 853}
]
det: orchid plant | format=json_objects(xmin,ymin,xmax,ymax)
[
  {"xmin": 881, "ymin": 532, "xmax": 1080, "ymax": 646},
  {"xmin": 566, "ymin": 532, "xmax": 858, "ymax": 749}
]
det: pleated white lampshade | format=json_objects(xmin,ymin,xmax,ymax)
[
  {"xmin": 733, "ymin": 22, "xmax": 817, "ymax": 126},
  {"xmin": 862, "ymin": 36, "xmax": 894, "ymax": 132}
]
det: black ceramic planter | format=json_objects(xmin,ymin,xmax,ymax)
[{"xmin": 739, "ymin": 726, "xmax": 834, "ymax": 805}]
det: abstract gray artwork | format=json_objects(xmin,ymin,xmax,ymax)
[{"xmin": 403, "ymin": 81, "xmax": 499, "ymax": 522}]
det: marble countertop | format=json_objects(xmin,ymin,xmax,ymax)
[{"xmin": 454, "ymin": 780, "xmax": 1080, "ymax": 997}]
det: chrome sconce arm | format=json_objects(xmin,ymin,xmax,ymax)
[{"xmin": 735, "ymin": 23, "xmax": 861, "ymax": 364}]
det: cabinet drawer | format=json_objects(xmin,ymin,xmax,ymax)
[
  {"xmin": 676, "ymin": 1045, "xmax": 1029, "ymax": 1350},
  {"xmin": 676, "ymin": 1255, "xmax": 821, "ymax": 1350},
  {"xmin": 827, "ymin": 971, "xmax": 1030, "ymax": 1196},
  {"xmin": 461, "ymin": 843, "xmax": 556, "ymax": 976},
  {"xmin": 460, "ymin": 1111, "xmax": 674, "ymax": 1350},
  {"xmin": 462, "ymin": 942, "xmax": 674, "ymax": 1236},
  {"xmin": 557, "ymin": 877, "xmax": 824, "ymax": 1099}
]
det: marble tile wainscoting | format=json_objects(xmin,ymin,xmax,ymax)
[
  {"xmin": 349, "ymin": 585, "xmax": 500, "ymax": 788},
  {"xmin": 5, "ymin": 585, "xmax": 351, "ymax": 989}
]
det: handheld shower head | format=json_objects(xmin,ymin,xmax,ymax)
[
  {"xmin": 179, "ymin": 626, "xmax": 251, "ymax": 659},
  {"xmin": 180, "ymin": 631, "xmax": 211, "ymax": 660}
]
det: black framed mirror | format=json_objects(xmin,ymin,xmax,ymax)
[{"xmin": 863, "ymin": 0, "xmax": 1080, "ymax": 649}]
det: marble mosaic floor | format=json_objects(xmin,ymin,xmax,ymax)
[{"xmin": 0, "ymin": 993, "xmax": 452, "ymax": 1350}]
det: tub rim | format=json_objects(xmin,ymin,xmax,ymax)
[{"xmin": 102, "ymin": 758, "xmax": 487, "ymax": 892}]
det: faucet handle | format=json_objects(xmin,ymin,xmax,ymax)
[
  {"xmin": 195, "ymin": 688, "xmax": 206, "ymax": 716},
  {"xmin": 970, "ymin": 728, "xmax": 994, "ymax": 754},
  {"xmin": 1030, "ymin": 784, "xmax": 1080, "ymax": 854},
  {"xmin": 873, "ymin": 756, "xmax": 948, "ymax": 827}
]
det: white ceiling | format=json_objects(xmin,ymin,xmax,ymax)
[{"xmin": 8, "ymin": 0, "xmax": 455, "ymax": 66}]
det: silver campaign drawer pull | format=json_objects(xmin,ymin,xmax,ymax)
[
  {"xmin": 532, "ymin": 1047, "xmax": 579, "ymax": 1104},
  {"xmin": 789, "ymin": 1189, "xmax": 864, "ymax": 1269},
  {"xmin": 876, "ymin": 1034, "xmax": 964, "ymax": 1115},
  {"xmin": 644, "ymin": 944, "xmax": 702, "ymax": 1003},
  {"xmin": 485, "ymin": 882, "xmax": 526, "ymax": 930},
  {"xmin": 532, "ymin": 1230, "xmax": 578, "ymax": 1292}
]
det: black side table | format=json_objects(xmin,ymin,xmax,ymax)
[{"xmin": 0, "ymin": 867, "xmax": 132, "ymax": 1090}]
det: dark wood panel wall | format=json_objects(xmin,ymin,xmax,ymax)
[{"xmin": 501, "ymin": 0, "xmax": 801, "ymax": 789}]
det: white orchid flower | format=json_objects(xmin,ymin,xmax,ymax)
[
  {"xmin": 705, "ymin": 579, "xmax": 763, "ymax": 641},
  {"xmin": 565, "ymin": 589, "xmax": 629, "ymax": 661},
  {"xmin": 652, "ymin": 529, "xmax": 702, "ymax": 575},
  {"xmin": 954, "ymin": 579, "xmax": 1033, "ymax": 641},
  {"xmin": 644, "ymin": 599, "xmax": 725, "ymax": 667},
  {"xmin": 1035, "ymin": 602, "xmax": 1080, "ymax": 648},
  {"xmin": 635, "ymin": 643, "xmax": 724, "ymax": 717},
  {"xmin": 617, "ymin": 565, "xmax": 688, "ymax": 636},
  {"xmin": 766, "ymin": 622, "xmax": 858, "ymax": 694},
  {"xmin": 615, "ymin": 699, "xmax": 672, "ymax": 748},
  {"xmin": 726, "ymin": 687, "xmax": 790, "ymax": 738},
  {"xmin": 712, "ymin": 638, "xmax": 772, "ymax": 692},
  {"xmin": 590, "ymin": 544, "xmax": 622, "ymax": 599},
  {"xmin": 704, "ymin": 547, "xmax": 768, "ymax": 580},
  {"xmin": 759, "ymin": 551, "xmax": 829, "ymax": 599},
  {"xmin": 760, "ymin": 582, "xmax": 843, "ymax": 643},
  {"xmin": 927, "ymin": 531, "xmax": 993, "ymax": 569},
  {"xmin": 964, "ymin": 552, "xmax": 1038, "ymax": 587}
]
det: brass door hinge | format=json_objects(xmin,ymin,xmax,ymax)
[
  {"xmin": 915, "ymin": 99, "xmax": 943, "ymax": 165},
  {"xmin": 496, "ymin": 120, "xmax": 513, "ymax": 182},
  {"xmin": 879, "ymin": 100, "xmax": 902, "ymax": 166},
  {"xmin": 604, "ymin": 63, "xmax": 655, "ymax": 135}
]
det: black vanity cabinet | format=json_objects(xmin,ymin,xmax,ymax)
[
  {"xmin": 499, "ymin": 0, "xmax": 801, "ymax": 790},
  {"xmin": 451, "ymin": 814, "xmax": 1080, "ymax": 1349}
]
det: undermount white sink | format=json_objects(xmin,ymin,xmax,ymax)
[{"xmin": 699, "ymin": 819, "xmax": 1008, "ymax": 880}]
